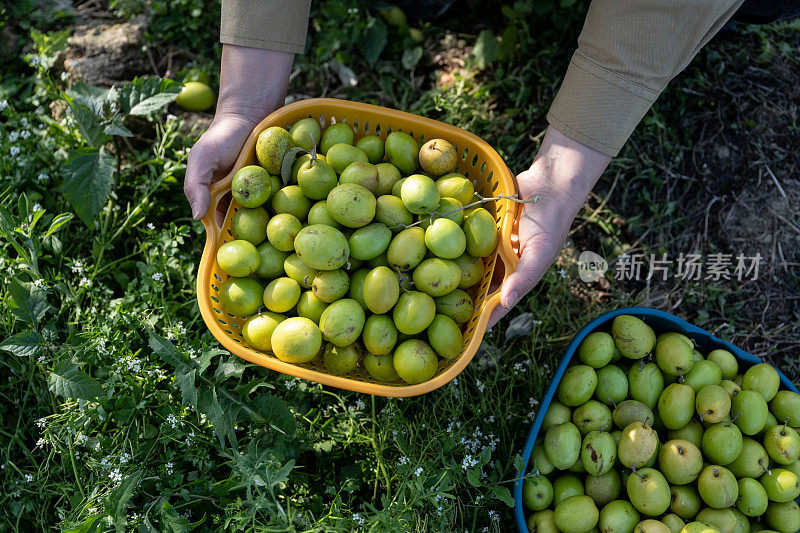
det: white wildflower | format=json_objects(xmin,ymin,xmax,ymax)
[
  {"xmin": 488, "ymin": 510, "xmax": 500, "ymax": 522},
  {"xmin": 37, "ymin": 172, "xmax": 49, "ymax": 182},
  {"xmin": 24, "ymin": 473, "xmax": 34, "ymax": 482},
  {"xmin": 9, "ymin": 131, "xmax": 19, "ymax": 142},
  {"xmin": 60, "ymin": 71, "xmax": 69, "ymax": 81},
  {"xmin": 147, "ymin": 222, "xmax": 155, "ymax": 230},
  {"xmin": 109, "ymin": 468, "xmax": 123, "ymax": 484},
  {"xmin": 414, "ymin": 467, "xmax": 423, "ymax": 476},
  {"xmin": 20, "ymin": 130, "xmax": 31, "ymax": 139},
  {"xmin": 9, "ymin": 146, "xmax": 20, "ymax": 156},
  {"xmin": 152, "ymin": 272, "xmax": 163, "ymax": 281},
  {"xmin": 0, "ymin": 99, "xmax": 8, "ymax": 111},
  {"xmin": 398, "ymin": 456, "xmax": 408, "ymax": 466},
  {"xmin": 352, "ymin": 513, "xmax": 364, "ymax": 525},
  {"xmin": 164, "ymin": 462, "xmax": 174, "ymax": 475}
]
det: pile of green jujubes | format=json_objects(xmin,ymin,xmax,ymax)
[
  {"xmin": 213, "ymin": 119, "xmax": 499, "ymax": 385},
  {"xmin": 522, "ymin": 315, "xmax": 800, "ymax": 533}
]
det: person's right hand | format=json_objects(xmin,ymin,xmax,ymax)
[{"xmin": 183, "ymin": 44, "xmax": 295, "ymax": 222}]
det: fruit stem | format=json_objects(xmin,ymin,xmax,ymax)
[
  {"xmin": 400, "ymin": 193, "xmax": 539, "ymax": 230},
  {"xmin": 631, "ymin": 465, "xmax": 646, "ymax": 479},
  {"xmin": 309, "ymin": 133, "xmax": 317, "ymax": 165}
]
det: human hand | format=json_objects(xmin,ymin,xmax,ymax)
[
  {"xmin": 487, "ymin": 126, "xmax": 612, "ymax": 328},
  {"xmin": 184, "ymin": 44, "xmax": 294, "ymax": 222}
]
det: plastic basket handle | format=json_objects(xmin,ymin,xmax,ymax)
[{"xmin": 475, "ymin": 172, "xmax": 523, "ymax": 327}]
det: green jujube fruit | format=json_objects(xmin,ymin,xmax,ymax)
[
  {"xmin": 658, "ymin": 383, "xmax": 696, "ymax": 430},
  {"xmin": 393, "ymin": 291, "xmax": 436, "ymax": 335},
  {"xmin": 297, "ymin": 159, "xmax": 338, "ymax": 200},
  {"xmin": 385, "ymin": 131, "xmax": 419, "ymax": 174},
  {"xmin": 533, "ymin": 442, "xmax": 556, "ymax": 476},
  {"xmin": 218, "ymin": 277, "xmax": 263, "ymax": 316},
  {"xmin": 271, "ymin": 185, "xmax": 311, "ymax": 220},
  {"xmin": 419, "ymin": 138, "xmax": 457, "ymax": 176},
  {"xmin": 289, "ymin": 117, "xmax": 321, "ymax": 151},
  {"xmin": 612, "ymin": 400, "xmax": 655, "ymax": 429},
  {"xmin": 765, "ymin": 500, "xmax": 800, "ymax": 533},
  {"xmin": 585, "ymin": 469, "xmax": 622, "ymax": 506},
  {"xmin": 418, "ymin": 197, "xmax": 464, "ymax": 227},
  {"xmin": 263, "ymin": 277, "xmax": 301, "ymax": 313},
  {"xmin": 267, "ymin": 213, "xmax": 303, "ymax": 252},
  {"xmin": 436, "ymin": 173, "xmax": 474, "ymax": 205},
  {"xmin": 293, "ymin": 224, "xmax": 350, "ymax": 270},
  {"xmin": 375, "ymin": 194, "xmax": 413, "ymax": 230},
  {"xmin": 453, "ymin": 253, "xmax": 484, "ymax": 288},
  {"xmin": 554, "ymin": 495, "xmax": 599, "ymax": 533},
  {"xmin": 578, "ymin": 331, "xmax": 616, "ymax": 368},
  {"xmin": 626, "ymin": 468, "xmax": 671, "ymax": 516},
  {"xmin": 216, "ymin": 240, "xmax": 260, "ymax": 277},
  {"xmin": 736, "ymin": 478, "xmax": 769, "ymax": 517},
  {"xmin": 320, "ymin": 122, "xmax": 354, "ymax": 154},
  {"xmin": 231, "ymin": 165, "xmax": 272, "ymax": 208},
  {"xmin": 524, "ymin": 476, "xmax": 555, "ymax": 511},
  {"xmin": 175, "ymin": 81, "xmax": 214, "ymax": 111},
  {"xmin": 599, "ymin": 500, "xmax": 640, "ymax": 533},
  {"xmin": 362, "ymin": 353, "xmax": 400, "ymax": 382},
  {"xmin": 242, "ymin": 312, "xmax": 285, "ymax": 352},
  {"xmin": 618, "ymin": 421, "xmax": 659, "ymax": 468},
  {"xmin": 683, "ymin": 360, "xmax": 723, "ymax": 392},
  {"xmin": 742, "ymin": 363, "xmax": 780, "ymax": 401},
  {"xmin": 375, "ymin": 163, "xmax": 401, "ymax": 195},
  {"xmin": 231, "ymin": 206, "xmax": 268, "ymax": 245},
  {"xmin": 581, "ymin": 431, "xmax": 617, "ymax": 476},
  {"xmin": 348, "ymin": 223, "xmax": 392, "ymax": 260},
  {"xmin": 412, "ymin": 258, "xmax": 461, "ymax": 297},
  {"xmin": 355, "ymin": 135, "xmax": 385, "ymax": 164},
  {"xmin": 697, "ymin": 465, "xmax": 739, "ymax": 509},
  {"xmin": 296, "ymin": 291, "xmax": 328, "ymax": 323},
  {"xmin": 339, "ymin": 161, "xmax": 379, "ymax": 192},
  {"xmin": 393, "ymin": 339, "xmax": 438, "ymax": 384},
  {"xmin": 426, "ymin": 314, "xmax": 462, "ymax": 359},
  {"xmin": 629, "ymin": 362, "xmax": 664, "ymax": 410},
  {"xmin": 311, "ymin": 269, "xmax": 349, "ymax": 303},
  {"xmin": 255, "ymin": 126, "xmax": 292, "ymax": 175},
  {"xmin": 770, "ymin": 390, "xmax": 800, "ymax": 426},
  {"xmin": 363, "ymin": 266, "xmax": 400, "ymax": 314},
  {"xmin": 323, "ymin": 343, "xmax": 360, "ymax": 374},
  {"xmin": 656, "ymin": 336, "xmax": 695, "ymax": 376},
  {"xmin": 434, "ymin": 289, "xmax": 473, "ymax": 324},
  {"xmin": 270, "ymin": 317, "xmax": 322, "ymax": 363},
  {"xmin": 387, "ymin": 226, "xmax": 427, "ymax": 271},
  {"xmin": 307, "ymin": 200, "xmax": 339, "ymax": 227},
  {"xmin": 424, "ymin": 217, "xmax": 467, "ymax": 259},
  {"xmin": 284, "ymin": 253, "xmax": 319, "ymax": 289},
  {"xmin": 362, "ymin": 314, "xmax": 398, "ymax": 355},
  {"xmin": 572, "ymin": 400, "xmax": 613, "ymax": 435},
  {"xmin": 392, "ymin": 177, "xmax": 406, "ymax": 197},
  {"xmin": 401, "ymin": 174, "xmax": 440, "ymax": 215},
  {"xmin": 327, "ymin": 143, "xmax": 368, "ymax": 175},
  {"xmin": 728, "ymin": 437, "xmax": 770, "ymax": 478},
  {"xmin": 759, "ymin": 468, "xmax": 800, "ymax": 502},
  {"xmin": 545, "ymin": 422, "xmax": 582, "ymax": 470},
  {"xmin": 462, "ymin": 207, "xmax": 498, "ymax": 257},
  {"xmin": 347, "ymin": 268, "xmax": 369, "ymax": 309},
  {"xmin": 731, "ymin": 389, "xmax": 769, "ymax": 435},
  {"xmin": 595, "ymin": 364, "xmax": 629, "ymax": 406},
  {"xmin": 318, "ymin": 299, "xmax": 365, "ymax": 347},
  {"xmin": 611, "ymin": 315, "xmax": 654, "ymax": 359},
  {"xmin": 326, "ymin": 183, "xmax": 376, "ymax": 228},
  {"xmin": 557, "ymin": 365, "xmax": 598, "ymax": 406},
  {"xmin": 707, "ymin": 349, "xmax": 738, "ymax": 379}
]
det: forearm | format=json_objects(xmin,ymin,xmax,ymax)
[{"xmin": 216, "ymin": 44, "xmax": 295, "ymax": 124}]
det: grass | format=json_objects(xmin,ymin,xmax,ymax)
[{"xmin": 0, "ymin": 0, "xmax": 798, "ymax": 531}]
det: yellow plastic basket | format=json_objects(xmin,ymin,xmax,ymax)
[{"xmin": 197, "ymin": 98, "xmax": 520, "ymax": 396}]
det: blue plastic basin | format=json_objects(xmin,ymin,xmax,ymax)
[{"xmin": 513, "ymin": 306, "xmax": 800, "ymax": 533}]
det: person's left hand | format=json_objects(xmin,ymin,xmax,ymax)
[{"xmin": 487, "ymin": 126, "xmax": 612, "ymax": 328}]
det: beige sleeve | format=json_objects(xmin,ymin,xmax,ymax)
[
  {"xmin": 220, "ymin": 0, "xmax": 312, "ymax": 54},
  {"xmin": 547, "ymin": 0, "xmax": 744, "ymax": 157}
]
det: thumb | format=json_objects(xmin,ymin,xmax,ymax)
[
  {"xmin": 500, "ymin": 241, "xmax": 558, "ymax": 309},
  {"xmin": 183, "ymin": 143, "xmax": 215, "ymax": 220}
]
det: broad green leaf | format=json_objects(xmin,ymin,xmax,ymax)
[
  {"xmin": 66, "ymin": 83, "xmax": 109, "ymax": 116},
  {"xmin": 66, "ymin": 99, "xmax": 112, "ymax": 147},
  {"xmin": 472, "ymin": 30, "xmax": 499, "ymax": 69},
  {"xmin": 64, "ymin": 147, "xmax": 116, "ymax": 226},
  {"xmin": 104, "ymin": 470, "xmax": 143, "ymax": 533},
  {"xmin": 513, "ymin": 454, "xmax": 525, "ymax": 474},
  {"xmin": 44, "ymin": 213, "xmax": 74, "ymax": 238},
  {"xmin": 214, "ymin": 355, "xmax": 244, "ymax": 382},
  {"xmin": 490, "ymin": 484, "xmax": 515, "ymax": 507},
  {"xmin": 149, "ymin": 332, "xmax": 200, "ymax": 408},
  {"xmin": 119, "ymin": 77, "xmax": 181, "ymax": 117},
  {"xmin": 359, "ymin": 19, "xmax": 388, "ymax": 67},
  {"xmin": 202, "ymin": 388, "xmax": 239, "ymax": 449},
  {"xmin": 62, "ymin": 515, "xmax": 103, "ymax": 533},
  {"xmin": 250, "ymin": 394, "xmax": 296, "ymax": 437},
  {"xmin": 160, "ymin": 501, "xmax": 194, "ymax": 533},
  {"xmin": 280, "ymin": 147, "xmax": 307, "ymax": 186},
  {"xmin": 103, "ymin": 116, "xmax": 134, "ymax": 137},
  {"xmin": 7, "ymin": 278, "xmax": 50, "ymax": 327},
  {"xmin": 466, "ymin": 468, "xmax": 481, "ymax": 487},
  {"xmin": 48, "ymin": 361, "xmax": 103, "ymax": 400},
  {"xmin": 401, "ymin": 46, "xmax": 423, "ymax": 71},
  {"xmin": 0, "ymin": 330, "xmax": 43, "ymax": 357},
  {"xmin": 31, "ymin": 28, "xmax": 71, "ymax": 56},
  {"xmin": 148, "ymin": 331, "xmax": 186, "ymax": 368}
]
